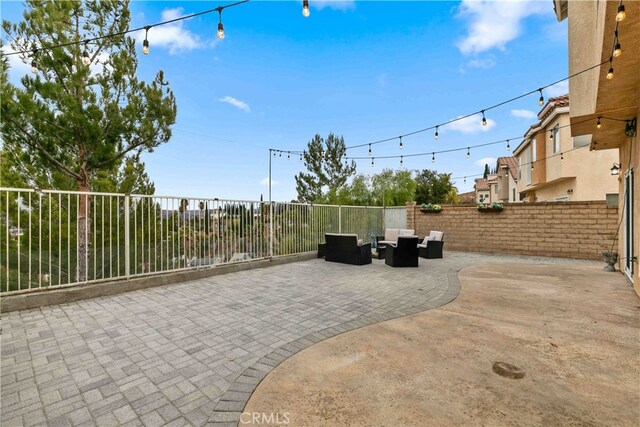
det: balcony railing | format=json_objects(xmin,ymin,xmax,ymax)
[{"xmin": 0, "ymin": 188, "xmax": 398, "ymax": 295}]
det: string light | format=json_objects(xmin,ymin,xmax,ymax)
[
  {"xmin": 597, "ymin": 117, "xmax": 602, "ymax": 129},
  {"xmin": 217, "ymin": 9, "xmax": 225, "ymax": 39},
  {"xmin": 464, "ymin": 177, "xmax": 467, "ymax": 184},
  {"xmin": 616, "ymin": 4, "xmax": 626, "ymax": 22},
  {"xmin": 287, "ymin": 152, "xmax": 290, "ymax": 160},
  {"xmin": 371, "ymin": 157, "xmax": 374, "ymax": 167},
  {"xmin": 506, "ymin": 139, "xmax": 511, "ymax": 151},
  {"xmin": 399, "ymin": 136, "xmax": 403, "ymax": 150},
  {"xmin": 30, "ymin": 50, "xmax": 37, "ymax": 73},
  {"xmin": 432, "ymin": 152, "xmax": 435, "ymax": 163},
  {"xmin": 613, "ymin": 31, "xmax": 622, "ymax": 57},
  {"xmin": 531, "ymin": 162, "xmax": 535, "ymax": 170},
  {"xmin": 434, "ymin": 126, "xmax": 439, "ymax": 140},
  {"xmin": 466, "ymin": 147, "xmax": 470, "ymax": 158},
  {"xmin": 300, "ymin": 153, "xmax": 303, "ymax": 161},
  {"xmin": 606, "ymin": 58, "xmax": 614, "ymax": 80},
  {"xmin": 538, "ymin": 89, "xmax": 544, "ymax": 106},
  {"xmin": 560, "ymin": 152, "xmax": 564, "ymax": 160},
  {"xmin": 368, "ymin": 144, "xmax": 372, "ymax": 156},
  {"xmin": 400, "ymin": 156, "xmax": 404, "ymax": 166},
  {"xmin": 82, "ymin": 41, "xmax": 90, "ymax": 65},
  {"xmin": 481, "ymin": 110, "xmax": 487, "ymax": 127},
  {"xmin": 142, "ymin": 26, "xmax": 150, "ymax": 55},
  {"xmin": 302, "ymin": 0, "xmax": 310, "ymax": 17},
  {"xmin": 279, "ymin": 152, "xmax": 281, "ymax": 157}
]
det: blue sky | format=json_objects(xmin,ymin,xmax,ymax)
[{"xmin": 2, "ymin": 0, "xmax": 569, "ymax": 201}]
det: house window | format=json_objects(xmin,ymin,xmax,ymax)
[
  {"xmin": 532, "ymin": 138, "xmax": 537, "ymax": 162},
  {"xmin": 553, "ymin": 125, "xmax": 560, "ymax": 153},
  {"xmin": 518, "ymin": 157, "xmax": 522, "ymax": 181},
  {"xmin": 525, "ymin": 147, "xmax": 532, "ymax": 185},
  {"xmin": 556, "ymin": 196, "xmax": 569, "ymax": 202}
]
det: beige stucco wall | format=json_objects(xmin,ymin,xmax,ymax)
[
  {"xmin": 566, "ymin": 0, "xmax": 603, "ymax": 118},
  {"xmin": 516, "ymin": 111, "xmax": 618, "ymax": 202},
  {"xmin": 617, "ymin": 106, "xmax": 639, "ymax": 294}
]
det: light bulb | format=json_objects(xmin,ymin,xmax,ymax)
[
  {"xmin": 432, "ymin": 153, "xmax": 435, "ymax": 163},
  {"xmin": 287, "ymin": 152, "xmax": 290, "ymax": 160},
  {"xmin": 506, "ymin": 140, "xmax": 511, "ymax": 151},
  {"xmin": 400, "ymin": 156, "xmax": 403, "ymax": 166},
  {"xmin": 31, "ymin": 60, "xmax": 37, "ymax": 73},
  {"xmin": 399, "ymin": 137, "xmax": 403, "ymax": 150},
  {"xmin": 616, "ymin": 5, "xmax": 625, "ymax": 22},
  {"xmin": 82, "ymin": 50, "xmax": 90, "ymax": 65},
  {"xmin": 596, "ymin": 117, "xmax": 602, "ymax": 129},
  {"xmin": 371, "ymin": 158, "xmax": 374, "ymax": 167},
  {"xmin": 613, "ymin": 43, "xmax": 622, "ymax": 57},
  {"xmin": 368, "ymin": 144, "xmax": 372, "ymax": 156},
  {"xmin": 302, "ymin": 0, "xmax": 310, "ymax": 17},
  {"xmin": 466, "ymin": 148, "xmax": 470, "ymax": 158},
  {"xmin": 560, "ymin": 153, "xmax": 564, "ymax": 160},
  {"xmin": 606, "ymin": 67, "xmax": 614, "ymax": 80},
  {"xmin": 481, "ymin": 111, "xmax": 487, "ymax": 126},
  {"xmin": 217, "ymin": 22, "xmax": 225, "ymax": 39},
  {"xmin": 434, "ymin": 126, "xmax": 439, "ymax": 140},
  {"xmin": 142, "ymin": 39, "xmax": 149, "ymax": 55}
]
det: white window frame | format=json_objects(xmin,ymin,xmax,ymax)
[{"xmin": 553, "ymin": 125, "xmax": 560, "ymax": 153}]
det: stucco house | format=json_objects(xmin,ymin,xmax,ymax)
[
  {"xmin": 553, "ymin": 0, "xmax": 638, "ymax": 292},
  {"xmin": 513, "ymin": 94, "xmax": 618, "ymax": 202}
]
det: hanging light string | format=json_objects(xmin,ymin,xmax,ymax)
[
  {"xmin": 269, "ymin": 115, "xmax": 632, "ymax": 163},
  {"xmin": 337, "ymin": 1, "xmax": 628, "ymax": 152},
  {"xmin": 4, "ymin": 0, "xmax": 251, "ymax": 57},
  {"xmin": 342, "ymin": 116, "xmax": 607, "ymax": 161}
]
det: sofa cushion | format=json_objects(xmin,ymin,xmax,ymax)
[
  {"xmin": 378, "ymin": 240, "xmax": 396, "ymax": 246},
  {"xmin": 384, "ymin": 228, "xmax": 399, "ymax": 242},
  {"xmin": 357, "ymin": 239, "xmax": 363, "ymax": 246},
  {"xmin": 399, "ymin": 229, "xmax": 415, "ymax": 236},
  {"xmin": 423, "ymin": 235, "xmax": 436, "ymax": 244},
  {"xmin": 429, "ymin": 231, "xmax": 444, "ymax": 241}
]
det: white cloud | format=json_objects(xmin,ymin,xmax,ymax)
[
  {"xmin": 2, "ymin": 44, "xmax": 33, "ymax": 82},
  {"xmin": 134, "ymin": 8, "xmax": 202, "ymax": 54},
  {"xmin": 545, "ymin": 81, "xmax": 568, "ymax": 98},
  {"xmin": 444, "ymin": 114, "xmax": 496, "ymax": 134},
  {"xmin": 475, "ymin": 157, "xmax": 497, "ymax": 168},
  {"xmin": 219, "ymin": 96, "xmax": 251, "ymax": 112},
  {"xmin": 456, "ymin": 0, "xmax": 549, "ymax": 55},
  {"xmin": 260, "ymin": 177, "xmax": 277, "ymax": 187},
  {"xmin": 465, "ymin": 56, "xmax": 496, "ymax": 69},
  {"xmin": 511, "ymin": 109, "xmax": 537, "ymax": 119},
  {"xmin": 311, "ymin": 1, "xmax": 356, "ymax": 11}
]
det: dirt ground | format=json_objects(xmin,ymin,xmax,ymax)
[{"xmin": 244, "ymin": 264, "xmax": 640, "ymax": 426}]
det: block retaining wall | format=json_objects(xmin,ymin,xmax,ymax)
[{"xmin": 406, "ymin": 201, "xmax": 618, "ymax": 260}]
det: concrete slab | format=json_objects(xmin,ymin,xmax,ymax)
[{"xmin": 244, "ymin": 264, "xmax": 640, "ymax": 426}]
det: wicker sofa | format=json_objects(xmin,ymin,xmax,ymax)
[
  {"xmin": 324, "ymin": 233, "xmax": 372, "ymax": 265},
  {"xmin": 377, "ymin": 228, "xmax": 416, "ymax": 246},
  {"xmin": 385, "ymin": 236, "xmax": 419, "ymax": 267}
]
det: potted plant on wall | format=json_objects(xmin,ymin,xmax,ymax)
[
  {"xmin": 477, "ymin": 202, "xmax": 504, "ymax": 212},
  {"xmin": 420, "ymin": 203, "xmax": 442, "ymax": 213}
]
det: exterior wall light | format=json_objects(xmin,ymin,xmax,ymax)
[{"xmin": 610, "ymin": 163, "xmax": 621, "ymax": 176}]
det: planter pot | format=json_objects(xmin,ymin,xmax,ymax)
[
  {"xmin": 420, "ymin": 209, "xmax": 441, "ymax": 213},
  {"xmin": 477, "ymin": 208, "xmax": 503, "ymax": 213},
  {"xmin": 602, "ymin": 251, "xmax": 618, "ymax": 272}
]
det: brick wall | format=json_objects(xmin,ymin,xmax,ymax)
[{"xmin": 406, "ymin": 201, "xmax": 618, "ymax": 260}]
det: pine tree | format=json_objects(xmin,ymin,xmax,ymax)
[
  {"xmin": 1, "ymin": 1, "xmax": 177, "ymax": 281},
  {"xmin": 295, "ymin": 133, "xmax": 356, "ymax": 203},
  {"xmin": 483, "ymin": 164, "xmax": 490, "ymax": 179}
]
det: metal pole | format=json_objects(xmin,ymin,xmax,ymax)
[
  {"xmin": 124, "ymin": 194, "xmax": 130, "ymax": 278},
  {"xmin": 269, "ymin": 149, "xmax": 273, "ymax": 258},
  {"xmin": 338, "ymin": 205, "xmax": 342, "ymax": 233}
]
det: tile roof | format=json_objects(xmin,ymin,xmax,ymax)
[
  {"xmin": 474, "ymin": 178, "xmax": 490, "ymax": 191},
  {"xmin": 497, "ymin": 156, "xmax": 518, "ymax": 181},
  {"xmin": 548, "ymin": 94, "xmax": 569, "ymax": 108}
]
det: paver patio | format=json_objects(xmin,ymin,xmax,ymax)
[{"xmin": 1, "ymin": 252, "xmax": 597, "ymax": 426}]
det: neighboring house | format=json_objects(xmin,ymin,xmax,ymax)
[
  {"xmin": 457, "ymin": 190, "xmax": 476, "ymax": 205},
  {"xmin": 474, "ymin": 174, "xmax": 497, "ymax": 204},
  {"xmin": 495, "ymin": 157, "xmax": 519, "ymax": 203},
  {"xmin": 554, "ymin": 0, "xmax": 638, "ymax": 292},
  {"xmin": 513, "ymin": 94, "xmax": 618, "ymax": 202}
]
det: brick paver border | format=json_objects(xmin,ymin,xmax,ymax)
[{"xmin": 206, "ymin": 269, "xmax": 461, "ymax": 426}]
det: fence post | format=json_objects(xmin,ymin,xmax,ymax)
[
  {"xmin": 124, "ymin": 194, "xmax": 130, "ymax": 278},
  {"xmin": 269, "ymin": 202, "xmax": 274, "ymax": 258},
  {"xmin": 338, "ymin": 205, "xmax": 342, "ymax": 234}
]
